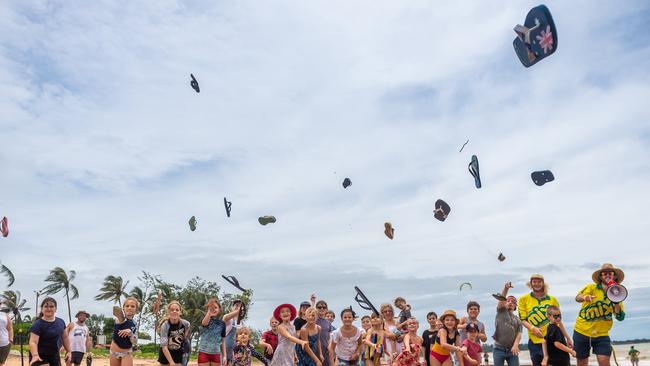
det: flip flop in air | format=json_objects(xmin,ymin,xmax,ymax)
[
  {"xmin": 188, "ymin": 216, "xmax": 197, "ymax": 231},
  {"xmin": 513, "ymin": 5, "xmax": 558, "ymax": 68},
  {"xmin": 498, "ymin": 252, "xmax": 506, "ymax": 262},
  {"xmin": 258, "ymin": 215, "xmax": 277, "ymax": 225},
  {"xmin": 342, "ymin": 178, "xmax": 352, "ymax": 189},
  {"xmin": 384, "ymin": 222, "xmax": 394, "ymax": 240},
  {"xmin": 468, "ymin": 155, "xmax": 481, "ymax": 189},
  {"xmin": 0, "ymin": 217, "xmax": 8, "ymax": 238},
  {"xmin": 434, "ymin": 199, "xmax": 451, "ymax": 222},
  {"xmin": 492, "ymin": 293, "xmax": 507, "ymax": 301},
  {"xmin": 224, "ymin": 197, "xmax": 232, "ymax": 217},
  {"xmin": 531, "ymin": 170, "xmax": 555, "ymax": 186},
  {"xmin": 190, "ymin": 74, "xmax": 200, "ymax": 93}
]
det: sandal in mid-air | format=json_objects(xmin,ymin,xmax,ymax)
[
  {"xmin": 531, "ymin": 170, "xmax": 555, "ymax": 186},
  {"xmin": 224, "ymin": 197, "xmax": 232, "ymax": 217},
  {"xmin": 342, "ymin": 178, "xmax": 352, "ymax": 189},
  {"xmin": 188, "ymin": 216, "xmax": 197, "ymax": 231},
  {"xmin": 434, "ymin": 199, "xmax": 451, "ymax": 222},
  {"xmin": 190, "ymin": 74, "xmax": 200, "ymax": 93},
  {"xmin": 468, "ymin": 155, "xmax": 481, "ymax": 189},
  {"xmin": 258, "ymin": 215, "xmax": 276, "ymax": 225},
  {"xmin": 384, "ymin": 222, "xmax": 394, "ymax": 240},
  {"xmin": 0, "ymin": 217, "xmax": 8, "ymax": 238},
  {"xmin": 513, "ymin": 5, "xmax": 557, "ymax": 67}
]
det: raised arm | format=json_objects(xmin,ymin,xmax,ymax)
[
  {"xmin": 277, "ymin": 324, "xmax": 308, "ymax": 348},
  {"xmin": 201, "ymin": 311, "xmax": 212, "ymax": 326},
  {"xmin": 223, "ymin": 303, "xmax": 241, "ymax": 323}
]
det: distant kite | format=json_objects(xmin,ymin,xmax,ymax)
[{"xmin": 459, "ymin": 282, "xmax": 472, "ymax": 291}]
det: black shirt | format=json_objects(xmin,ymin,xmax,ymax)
[
  {"xmin": 294, "ymin": 317, "xmax": 307, "ymax": 331},
  {"xmin": 422, "ymin": 329, "xmax": 438, "ymax": 363},
  {"xmin": 544, "ymin": 324, "xmax": 569, "ymax": 366}
]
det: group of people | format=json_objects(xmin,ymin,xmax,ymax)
[{"xmin": 8, "ymin": 262, "xmax": 628, "ymax": 366}]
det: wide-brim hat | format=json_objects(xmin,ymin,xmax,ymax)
[
  {"xmin": 529, "ymin": 274, "xmax": 544, "ymax": 281},
  {"xmin": 440, "ymin": 310, "xmax": 459, "ymax": 323},
  {"xmin": 76, "ymin": 310, "xmax": 90, "ymax": 318},
  {"xmin": 273, "ymin": 303, "xmax": 297, "ymax": 321},
  {"xmin": 592, "ymin": 263, "xmax": 624, "ymax": 284}
]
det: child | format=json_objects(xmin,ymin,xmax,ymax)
[
  {"xmin": 29, "ymin": 297, "xmax": 72, "ymax": 366},
  {"xmin": 430, "ymin": 310, "xmax": 466, "ymax": 366},
  {"xmin": 360, "ymin": 316, "xmax": 372, "ymax": 366},
  {"xmin": 329, "ymin": 308, "xmax": 364, "ymax": 366},
  {"xmin": 232, "ymin": 327, "xmax": 269, "ymax": 366},
  {"xmin": 421, "ymin": 312, "xmax": 438, "ymax": 366},
  {"xmin": 224, "ymin": 301, "xmax": 244, "ymax": 366},
  {"xmin": 458, "ymin": 302, "xmax": 486, "ymax": 343},
  {"xmin": 260, "ymin": 317, "xmax": 280, "ymax": 360},
  {"xmin": 198, "ymin": 298, "xmax": 227, "ymax": 366},
  {"xmin": 394, "ymin": 298, "xmax": 412, "ymax": 334},
  {"xmin": 158, "ymin": 301, "xmax": 191, "ymax": 366},
  {"xmin": 394, "ymin": 318, "xmax": 422, "ymax": 366},
  {"xmin": 541, "ymin": 306, "xmax": 575, "ymax": 366},
  {"xmin": 269, "ymin": 304, "xmax": 310, "ymax": 366},
  {"xmin": 110, "ymin": 298, "xmax": 139, "ymax": 366},
  {"xmin": 364, "ymin": 313, "xmax": 394, "ymax": 366},
  {"xmin": 326, "ymin": 311, "xmax": 337, "ymax": 332},
  {"xmin": 297, "ymin": 308, "xmax": 323, "ymax": 366},
  {"xmin": 462, "ymin": 324, "xmax": 481, "ymax": 366}
]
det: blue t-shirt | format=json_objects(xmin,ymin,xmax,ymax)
[
  {"xmin": 29, "ymin": 317, "xmax": 66, "ymax": 355},
  {"xmin": 198, "ymin": 318, "xmax": 226, "ymax": 354},
  {"xmin": 112, "ymin": 318, "xmax": 137, "ymax": 349}
]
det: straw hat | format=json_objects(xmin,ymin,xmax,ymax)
[
  {"xmin": 592, "ymin": 263, "xmax": 625, "ymax": 284},
  {"xmin": 440, "ymin": 310, "xmax": 459, "ymax": 323}
]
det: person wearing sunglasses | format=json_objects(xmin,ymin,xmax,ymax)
[
  {"xmin": 573, "ymin": 263, "xmax": 626, "ymax": 366},
  {"xmin": 315, "ymin": 300, "xmax": 333, "ymax": 366},
  {"xmin": 541, "ymin": 306, "xmax": 575, "ymax": 366}
]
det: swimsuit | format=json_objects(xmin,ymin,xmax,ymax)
[{"xmin": 430, "ymin": 331, "xmax": 458, "ymax": 363}]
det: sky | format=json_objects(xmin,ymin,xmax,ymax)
[{"xmin": 1, "ymin": 0, "xmax": 650, "ymax": 342}]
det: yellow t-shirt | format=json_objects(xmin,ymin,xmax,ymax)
[
  {"xmin": 517, "ymin": 292, "xmax": 559, "ymax": 344},
  {"xmin": 574, "ymin": 283, "xmax": 625, "ymax": 338}
]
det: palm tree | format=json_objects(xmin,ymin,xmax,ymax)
[
  {"xmin": 41, "ymin": 267, "xmax": 79, "ymax": 322},
  {"xmin": 0, "ymin": 290, "xmax": 30, "ymax": 322},
  {"xmin": 95, "ymin": 275, "xmax": 129, "ymax": 306},
  {"xmin": 0, "ymin": 261, "xmax": 14, "ymax": 287}
]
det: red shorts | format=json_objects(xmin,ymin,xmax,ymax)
[
  {"xmin": 198, "ymin": 352, "xmax": 221, "ymax": 364},
  {"xmin": 430, "ymin": 350, "xmax": 450, "ymax": 363}
]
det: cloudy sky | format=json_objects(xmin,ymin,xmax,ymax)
[{"xmin": 1, "ymin": 0, "xmax": 650, "ymax": 341}]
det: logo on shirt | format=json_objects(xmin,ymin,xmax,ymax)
[
  {"xmin": 526, "ymin": 304, "xmax": 550, "ymax": 327},
  {"xmin": 579, "ymin": 301, "xmax": 613, "ymax": 322}
]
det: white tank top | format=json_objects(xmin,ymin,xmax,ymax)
[
  {"xmin": 69, "ymin": 322, "xmax": 89, "ymax": 352},
  {"xmin": 0, "ymin": 314, "xmax": 9, "ymax": 347}
]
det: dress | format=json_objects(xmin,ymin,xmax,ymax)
[
  {"xmin": 395, "ymin": 344, "xmax": 421, "ymax": 366},
  {"xmin": 270, "ymin": 324, "xmax": 297, "ymax": 366},
  {"xmin": 297, "ymin": 333, "xmax": 319, "ymax": 366},
  {"xmin": 364, "ymin": 332, "xmax": 384, "ymax": 365}
]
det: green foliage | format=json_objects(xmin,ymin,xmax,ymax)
[
  {"xmin": 0, "ymin": 290, "xmax": 30, "ymax": 322},
  {"xmin": 138, "ymin": 331, "xmax": 152, "ymax": 340},
  {"xmin": 103, "ymin": 317, "xmax": 115, "ymax": 336},
  {"xmin": 0, "ymin": 261, "xmax": 14, "ymax": 287},
  {"xmin": 137, "ymin": 343, "xmax": 160, "ymax": 354},
  {"xmin": 95, "ymin": 275, "xmax": 129, "ymax": 306},
  {"xmin": 42, "ymin": 267, "xmax": 79, "ymax": 323}
]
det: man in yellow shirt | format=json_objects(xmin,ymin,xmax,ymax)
[
  {"xmin": 518, "ymin": 274, "xmax": 572, "ymax": 366},
  {"xmin": 573, "ymin": 263, "xmax": 625, "ymax": 366}
]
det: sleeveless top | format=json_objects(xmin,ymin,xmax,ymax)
[
  {"xmin": 69, "ymin": 322, "xmax": 89, "ymax": 352},
  {"xmin": 386, "ymin": 324, "xmax": 403, "ymax": 355},
  {"xmin": 431, "ymin": 330, "xmax": 458, "ymax": 355},
  {"xmin": 270, "ymin": 323, "xmax": 297, "ymax": 366},
  {"xmin": 0, "ymin": 314, "xmax": 9, "ymax": 347},
  {"xmin": 364, "ymin": 331, "xmax": 384, "ymax": 361}
]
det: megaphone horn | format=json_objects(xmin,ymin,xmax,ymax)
[{"xmin": 606, "ymin": 282, "xmax": 628, "ymax": 303}]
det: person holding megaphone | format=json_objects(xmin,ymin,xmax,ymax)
[{"xmin": 573, "ymin": 263, "xmax": 626, "ymax": 366}]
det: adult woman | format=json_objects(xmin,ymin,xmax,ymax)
[
  {"xmin": 0, "ymin": 311, "xmax": 14, "ymax": 366},
  {"xmin": 158, "ymin": 301, "xmax": 191, "ymax": 366},
  {"xmin": 379, "ymin": 303, "xmax": 402, "ymax": 362},
  {"xmin": 29, "ymin": 297, "xmax": 71, "ymax": 366},
  {"xmin": 269, "ymin": 304, "xmax": 309, "ymax": 366}
]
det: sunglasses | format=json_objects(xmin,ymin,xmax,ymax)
[
  {"xmin": 317, "ymin": 306, "xmax": 327, "ymax": 310},
  {"xmin": 601, "ymin": 271, "xmax": 615, "ymax": 276},
  {"xmin": 551, "ymin": 314, "xmax": 562, "ymax": 319}
]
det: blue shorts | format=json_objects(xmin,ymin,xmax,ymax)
[
  {"xmin": 527, "ymin": 340, "xmax": 544, "ymax": 366},
  {"xmin": 572, "ymin": 331, "xmax": 612, "ymax": 359}
]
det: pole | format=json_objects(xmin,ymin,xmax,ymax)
[{"xmin": 19, "ymin": 329, "xmax": 24, "ymax": 366}]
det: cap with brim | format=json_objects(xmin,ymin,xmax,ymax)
[
  {"xmin": 465, "ymin": 323, "xmax": 479, "ymax": 332},
  {"xmin": 76, "ymin": 310, "xmax": 90, "ymax": 318},
  {"xmin": 440, "ymin": 310, "xmax": 459, "ymax": 323},
  {"xmin": 592, "ymin": 263, "xmax": 625, "ymax": 284},
  {"xmin": 299, "ymin": 301, "xmax": 311, "ymax": 308},
  {"xmin": 530, "ymin": 274, "xmax": 544, "ymax": 281},
  {"xmin": 273, "ymin": 303, "xmax": 297, "ymax": 321}
]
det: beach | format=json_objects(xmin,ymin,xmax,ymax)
[{"xmin": 5, "ymin": 343, "xmax": 649, "ymax": 366}]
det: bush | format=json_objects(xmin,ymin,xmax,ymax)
[{"xmin": 138, "ymin": 343, "xmax": 160, "ymax": 354}]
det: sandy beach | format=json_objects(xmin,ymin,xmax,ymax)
[{"xmin": 5, "ymin": 343, "xmax": 649, "ymax": 366}]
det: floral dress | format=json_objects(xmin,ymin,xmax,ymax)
[
  {"xmin": 395, "ymin": 344, "xmax": 422, "ymax": 366},
  {"xmin": 270, "ymin": 324, "xmax": 297, "ymax": 366}
]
